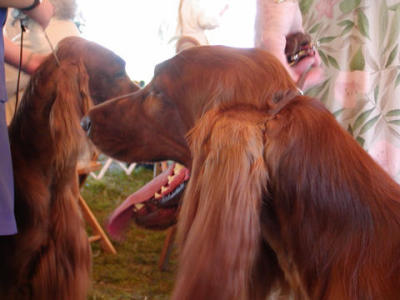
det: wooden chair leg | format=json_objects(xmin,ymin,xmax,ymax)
[
  {"xmin": 161, "ymin": 161, "xmax": 168, "ymax": 171},
  {"xmin": 77, "ymin": 155, "xmax": 117, "ymax": 254},
  {"xmin": 78, "ymin": 195, "xmax": 117, "ymax": 254},
  {"xmin": 154, "ymin": 161, "xmax": 176, "ymax": 270},
  {"xmin": 158, "ymin": 226, "xmax": 176, "ymax": 271}
]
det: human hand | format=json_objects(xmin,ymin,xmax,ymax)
[
  {"xmin": 255, "ymin": 0, "xmax": 323, "ymax": 90},
  {"xmin": 4, "ymin": 36, "xmax": 48, "ymax": 74},
  {"xmin": 24, "ymin": 0, "xmax": 54, "ymax": 29},
  {"xmin": 23, "ymin": 52, "xmax": 48, "ymax": 74}
]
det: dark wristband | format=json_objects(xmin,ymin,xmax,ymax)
[{"xmin": 21, "ymin": 0, "xmax": 42, "ymax": 11}]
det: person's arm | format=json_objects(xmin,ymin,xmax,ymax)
[
  {"xmin": 255, "ymin": 0, "xmax": 303, "ymax": 79},
  {"xmin": 4, "ymin": 36, "xmax": 48, "ymax": 74},
  {"xmin": 0, "ymin": 0, "xmax": 54, "ymax": 29},
  {"xmin": 0, "ymin": 0, "xmax": 39, "ymax": 8}
]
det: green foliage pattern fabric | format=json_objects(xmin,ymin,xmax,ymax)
[{"xmin": 301, "ymin": 0, "xmax": 400, "ymax": 181}]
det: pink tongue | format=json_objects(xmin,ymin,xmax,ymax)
[{"xmin": 107, "ymin": 164, "xmax": 175, "ymax": 240}]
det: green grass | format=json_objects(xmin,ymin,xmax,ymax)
[{"xmin": 81, "ymin": 165, "xmax": 177, "ymax": 300}]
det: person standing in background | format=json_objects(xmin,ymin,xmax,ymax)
[
  {"xmin": 5, "ymin": 0, "xmax": 79, "ymax": 123},
  {"xmin": 0, "ymin": 0, "xmax": 53, "ymax": 236},
  {"xmin": 175, "ymin": 0, "xmax": 229, "ymax": 52}
]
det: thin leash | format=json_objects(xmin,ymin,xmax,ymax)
[
  {"xmin": 105, "ymin": 57, "xmax": 312, "ymax": 108},
  {"xmin": 14, "ymin": 16, "xmax": 61, "ymax": 116},
  {"xmin": 14, "ymin": 17, "xmax": 136, "ymax": 116},
  {"xmin": 296, "ymin": 64, "xmax": 312, "ymax": 93},
  {"xmin": 267, "ymin": 65, "xmax": 312, "ymax": 118},
  {"xmin": 43, "ymin": 30, "xmax": 60, "ymax": 66},
  {"xmin": 104, "ymin": 51, "xmax": 312, "ymax": 107},
  {"xmin": 103, "ymin": 91, "xmax": 139, "ymax": 103},
  {"xmin": 44, "ymin": 35, "xmax": 136, "ymax": 103},
  {"xmin": 15, "ymin": 18, "xmax": 27, "ymax": 112}
]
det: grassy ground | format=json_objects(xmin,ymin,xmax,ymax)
[{"xmin": 81, "ymin": 164, "xmax": 177, "ymax": 300}]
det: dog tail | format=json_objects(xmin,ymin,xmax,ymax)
[{"xmin": 172, "ymin": 108, "xmax": 268, "ymax": 300}]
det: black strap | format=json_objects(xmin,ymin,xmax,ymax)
[
  {"xmin": 15, "ymin": 20, "xmax": 27, "ymax": 115},
  {"xmin": 21, "ymin": 0, "xmax": 41, "ymax": 12}
]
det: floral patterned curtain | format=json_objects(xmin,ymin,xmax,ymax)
[{"xmin": 301, "ymin": 0, "xmax": 400, "ymax": 181}]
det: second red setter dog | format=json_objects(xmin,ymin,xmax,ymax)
[
  {"xmin": 0, "ymin": 37, "xmax": 138, "ymax": 300},
  {"xmin": 84, "ymin": 46, "xmax": 400, "ymax": 299}
]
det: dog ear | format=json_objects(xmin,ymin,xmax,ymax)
[
  {"xmin": 76, "ymin": 59, "xmax": 93, "ymax": 116},
  {"xmin": 173, "ymin": 108, "xmax": 269, "ymax": 300},
  {"xmin": 49, "ymin": 60, "xmax": 93, "ymax": 172}
]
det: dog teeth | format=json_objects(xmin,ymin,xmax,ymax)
[
  {"xmin": 153, "ymin": 163, "xmax": 186, "ymax": 199},
  {"xmin": 174, "ymin": 163, "xmax": 184, "ymax": 173},
  {"xmin": 134, "ymin": 203, "xmax": 144, "ymax": 210},
  {"xmin": 168, "ymin": 163, "xmax": 185, "ymax": 183}
]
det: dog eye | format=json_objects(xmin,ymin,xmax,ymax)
[
  {"xmin": 151, "ymin": 89, "xmax": 162, "ymax": 97},
  {"xmin": 152, "ymin": 89, "xmax": 163, "ymax": 97}
]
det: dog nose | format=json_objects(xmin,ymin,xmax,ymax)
[{"xmin": 81, "ymin": 116, "xmax": 92, "ymax": 134}]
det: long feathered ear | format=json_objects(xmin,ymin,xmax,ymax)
[
  {"xmin": 76, "ymin": 59, "xmax": 92, "ymax": 117},
  {"xmin": 172, "ymin": 108, "xmax": 269, "ymax": 300},
  {"xmin": 49, "ymin": 60, "xmax": 93, "ymax": 172}
]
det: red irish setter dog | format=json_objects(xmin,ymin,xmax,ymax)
[
  {"xmin": 85, "ymin": 45, "xmax": 400, "ymax": 299},
  {"xmin": 0, "ymin": 36, "xmax": 138, "ymax": 300}
]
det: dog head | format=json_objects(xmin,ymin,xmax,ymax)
[
  {"xmin": 86, "ymin": 45, "xmax": 297, "ymax": 165},
  {"xmin": 56, "ymin": 36, "xmax": 139, "ymax": 104},
  {"xmin": 84, "ymin": 46, "xmax": 298, "ymax": 232}
]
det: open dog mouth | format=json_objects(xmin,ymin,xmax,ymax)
[
  {"xmin": 287, "ymin": 41, "xmax": 317, "ymax": 67},
  {"xmin": 106, "ymin": 163, "xmax": 190, "ymax": 239}
]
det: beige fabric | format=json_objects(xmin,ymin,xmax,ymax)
[
  {"xmin": 300, "ymin": 0, "xmax": 400, "ymax": 181},
  {"xmin": 5, "ymin": 17, "xmax": 80, "ymax": 124},
  {"xmin": 176, "ymin": 0, "xmax": 229, "ymax": 50}
]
